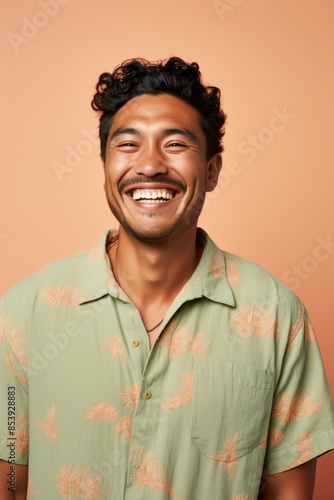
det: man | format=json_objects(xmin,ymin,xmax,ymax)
[{"xmin": 0, "ymin": 57, "xmax": 333, "ymax": 499}]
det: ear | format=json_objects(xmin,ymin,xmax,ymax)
[{"xmin": 206, "ymin": 153, "xmax": 222, "ymax": 192}]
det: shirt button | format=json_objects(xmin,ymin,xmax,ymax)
[
  {"xmin": 144, "ymin": 390, "xmax": 152, "ymax": 400},
  {"xmin": 131, "ymin": 339, "xmax": 140, "ymax": 347}
]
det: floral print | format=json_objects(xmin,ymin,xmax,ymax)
[{"xmin": 0, "ymin": 228, "xmax": 333, "ymax": 498}]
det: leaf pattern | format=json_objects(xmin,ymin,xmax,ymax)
[
  {"xmin": 118, "ymin": 384, "xmax": 140, "ymax": 409},
  {"xmin": 162, "ymin": 372, "xmax": 194, "ymax": 410},
  {"xmin": 210, "ymin": 254, "xmax": 225, "ymax": 279},
  {"xmin": 85, "ymin": 402, "xmax": 119, "ymax": 422},
  {"xmin": 56, "ymin": 464, "xmax": 107, "ymax": 499},
  {"xmin": 129, "ymin": 446, "xmax": 182, "ymax": 499},
  {"xmin": 36, "ymin": 404, "xmax": 58, "ymax": 443},
  {"xmin": 288, "ymin": 433, "xmax": 312, "ymax": 468},
  {"xmin": 116, "ymin": 416, "xmax": 132, "ymax": 441},
  {"xmin": 268, "ymin": 427, "xmax": 283, "ymax": 447},
  {"xmin": 188, "ymin": 332, "xmax": 211, "ymax": 358},
  {"xmin": 159, "ymin": 321, "xmax": 193, "ymax": 359},
  {"xmin": 104, "ymin": 336, "xmax": 125, "ymax": 364},
  {"xmin": 272, "ymin": 390, "xmax": 325, "ymax": 425},
  {"xmin": 5, "ymin": 352, "xmax": 28, "ymax": 385},
  {"xmin": 40, "ymin": 284, "xmax": 84, "ymax": 307},
  {"xmin": 226, "ymin": 258, "xmax": 241, "ymax": 286},
  {"xmin": 0, "ymin": 314, "xmax": 15, "ymax": 342},
  {"xmin": 230, "ymin": 302, "xmax": 275, "ymax": 338},
  {"xmin": 211, "ymin": 433, "xmax": 238, "ymax": 477},
  {"xmin": 286, "ymin": 309, "xmax": 304, "ymax": 350},
  {"xmin": 6, "ymin": 325, "xmax": 28, "ymax": 365},
  {"xmin": 15, "ymin": 414, "xmax": 29, "ymax": 454}
]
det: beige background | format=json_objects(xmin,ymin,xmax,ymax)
[{"xmin": 1, "ymin": 0, "xmax": 333, "ymax": 497}]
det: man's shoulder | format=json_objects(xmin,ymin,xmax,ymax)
[
  {"xmin": 1, "ymin": 249, "xmax": 90, "ymax": 303},
  {"xmin": 1, "ymin": 231, "xmax": 111, "ymax": 307},
  {"xmin": 201, "ymin": 229, "xmax": 302, "ymax": 313}
]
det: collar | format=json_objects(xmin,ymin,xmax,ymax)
[{"xmin": 78, "ymin": 228, "xmax": 235, "ymax": 308}]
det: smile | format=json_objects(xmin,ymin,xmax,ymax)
[{"xmin": 130, "ymin": 189, "xmax": 176, "ymax": 203}]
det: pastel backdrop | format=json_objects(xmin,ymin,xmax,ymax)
[{"xmin": 1, "ymin": 1, "xmax": 333, "ymax": 497}]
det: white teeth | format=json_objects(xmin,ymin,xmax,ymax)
[{"xmin": 131, "ymin": 189, "xmax": 174, "ymax": 201}]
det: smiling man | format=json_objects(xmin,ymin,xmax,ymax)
[{"xmin": 0, "ymin": 57, "xmax": 334, "ymax": 499}]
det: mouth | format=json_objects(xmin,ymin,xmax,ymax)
[{"xmin": 128, "ymin": 188, "xmax": 177, "ymax": 204}]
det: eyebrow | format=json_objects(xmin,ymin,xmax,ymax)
[{"xmin": 109, "ymin": 127, "xmax": 200, "ymax": 145}]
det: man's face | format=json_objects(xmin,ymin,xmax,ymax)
[{"xmin": 103, "ymin": 93, "xmax": 221, "ymax": 242}]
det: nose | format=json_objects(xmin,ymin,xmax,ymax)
[{"xmin": 134, "ymin": 144, "xmax": 168, "ymax": 177}]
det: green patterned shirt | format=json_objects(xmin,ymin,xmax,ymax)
[{"xmin": 1, "ymin": 228, "xmax": 333, "ymax": 499}]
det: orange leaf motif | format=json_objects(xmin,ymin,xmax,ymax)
[
  {"xmin": 268, "ymin": 427, "xmax": 283, "ymax": 446},
  {"xmin": 6, "ymin": 325, "xmax": 28, "ymax": 365},
  {"xmin": 272, "ymin": 390, "xmax": 324, "ymax": 425},
  {"xmin": 56, "ymin": 463, "xmax": 107, "ymax": 499},
  {"xmin": 104, "ymin": 336, "xmax": 125, "ymax": 364},
  {"xmin": 40, "ymin": 284, "xmax": 84, "ymax": 307},
  {"xmin": 85, "ymin": 402, "xmax": 119, "ymax": 422},
  {"xmin": 15, "ymin": 414, "xmax": 29, "ymax": 454},
  {"xmin": 288, "ymin": 433, "xmax": 312, "ymax": 468},
  {"xmin": 36, "ymin": 404, "xmax": 58, "ymax": 443},
  {"xmin": 129, "ymin": 446, "xmax": 182, "ymax": 500},
  {"xmin": 0, "ymin": 314, "xmax": 15, "ymax": 343},
  {"xmin": 116, "ymin": 416, "xmax": 132, "ymax": 441},
  {"xmin": 159, "ymin": 321, "xmax": 192, "ymax": 359},
  {"xmin": 162, "ymin": 371, "xmax": 194, "ymax": 410},
  {"xmin": 5, "ymin": 352, "xmax": 27, "ymax": 386},
  {"xmin": 259, "ymin": 433, "xmax": 267, "ymax": 450},
  {"xmin": 302, "ymin": 393, "xmax": 325, "ymax": 416},
  {"xmin": 210, "ymin": 254, "xmax": 225, "ymax": 279},
  {"xmin": 272, "ymin": 390, "xmax": 305, "ymax": 425},
  {"xmin": 226, "ymin": 259, "xmax": 241, "ymax": 286},
  {"xmin": 188, "ymin": 332, "xmax": 211, "ymax": 358},
  {"xmin": 286, "ymin": 309, "xmax": 304, "ymax": 351},
  {"xmin": 230, "ymin": 302, "xmax": 275, "ymax": 338},
  {"xmin": 211, "ymin": 432, "xmax": 238, "ymax": 477},
  {"xmin": 119, "ymin": 384, "xmax": 140, "ymax": 409}
]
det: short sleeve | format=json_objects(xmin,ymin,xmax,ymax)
[
  {"xmin": 263, "ymin": 304, "xmax": 334, "ymax": 474},
  {"xmin": 0, "ymin": 298, "xmax": 29, "ymax": 465}
]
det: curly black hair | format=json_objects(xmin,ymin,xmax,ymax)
[{"xmin": 91, "ymin": 56, "xmax": 226, "ymax": 162}]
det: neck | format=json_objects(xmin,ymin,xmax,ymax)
[{"xmin": 109, "ymin": 226, "xmax": 202, "ymax": 313}]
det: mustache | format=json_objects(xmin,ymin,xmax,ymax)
[{"xmin": 119, "ymin": 175, "xmax": 186, "ymax": 193}]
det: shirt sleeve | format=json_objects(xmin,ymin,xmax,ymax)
[
  {"xmin": 0, "ymin": 297, "xmax": 29, "ymax": 465},
  {"xmin": 263, "ymin": 304, "xmax": 334, "ymax": 474}
]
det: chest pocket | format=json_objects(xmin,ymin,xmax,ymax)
[{"xmin": 191, "ymin": 359, "xmax": 274, "ymax": 462}]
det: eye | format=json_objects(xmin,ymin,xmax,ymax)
[
  {"xmin": 117, "ymin": 142, "xmax": 139, "ymax": 150},
  {"xmin": 166, "ymin": 141, "xmax": 187, "ymax": 150}
]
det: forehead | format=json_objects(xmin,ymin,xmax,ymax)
[{"xmin": 109, "ymin": 94, "xmax": 203, "ymax": 132}]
